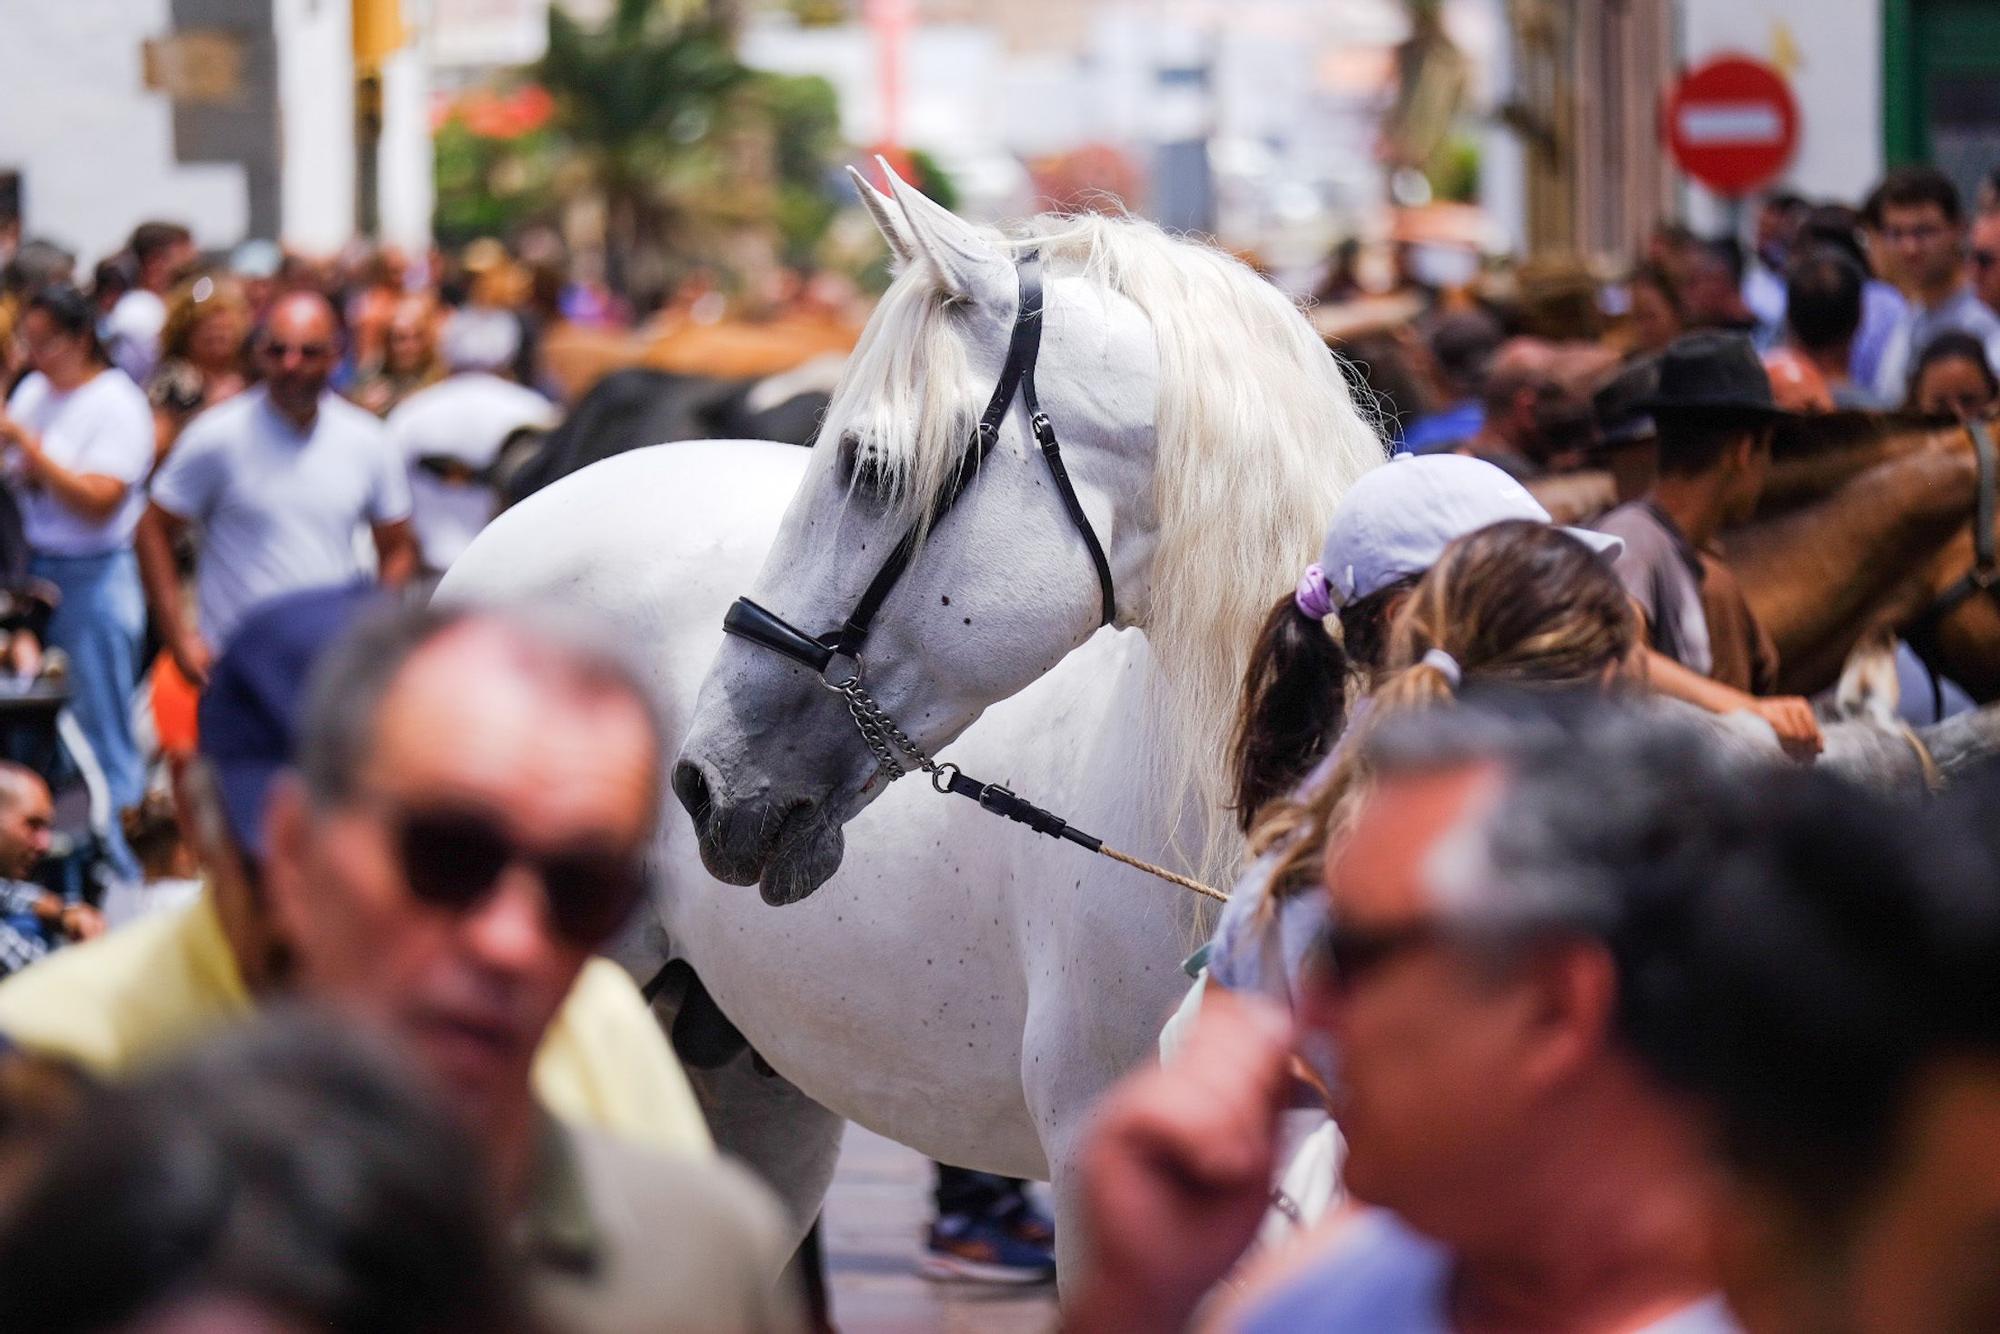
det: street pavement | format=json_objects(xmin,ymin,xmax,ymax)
[{"xmin": 823, "ymin": 1126, "xmax": 1060, "ymax": 1332}]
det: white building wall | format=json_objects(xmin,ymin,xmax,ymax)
[
  {"xmin": 377, "ymin": 44, "xmax": 436, "ymax": 255},
  {"xmin": 1680, "ymin": 0, "xmax": 1883, "ymax": 231},
  {"xmin": 0, "ymin": 0, "xmax": 246, "ymax": 264},
  {"xmin": 276, "ymin": 0, "xmax": 358, "ymax": 254}
]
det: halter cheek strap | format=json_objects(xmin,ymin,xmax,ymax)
[{"xmin": 724, "ymin": 251, "xmax": 1116, "ymax": 671}]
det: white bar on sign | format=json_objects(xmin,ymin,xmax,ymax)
[{"xmin": 1678, "ymin": 104, "xmax": 1785, "ymax": 146}]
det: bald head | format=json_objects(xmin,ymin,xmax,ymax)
[
  {"xmin": 259, "ymin": 291, "xmax": 340, "ymax": 423},
  {"xmin": 298, "ymin": 604, "xmax": 664, "ymax": 827},
  {"xmin": 0, "ymin": 763, "xmax": 53, "ymax": 881}
]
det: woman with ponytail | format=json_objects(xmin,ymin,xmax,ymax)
[
  {"xmin": 1254, "ymin": 520, "xmax": 1639, "ymax": 909},
  {"xmin": 1209, "ymin": 457, "xmax": 1624, "ymax": 1008}
]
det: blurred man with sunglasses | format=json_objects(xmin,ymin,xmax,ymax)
[
  {"xmin": 1068, "ymin": 699, "xmax": 1745, "ymax": 1333},
  {"xmin": 136, "ymin": 291, "xmax": 418, "ymax": 689},
  {"xmin": 0, "ymin": 587, "xmax": 797, "ymax": 1330}
]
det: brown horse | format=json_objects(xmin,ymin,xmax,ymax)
[
  {"xmin": 1528, "ymin": 412, "xmax": 2000, "ymax": 700},
  {"xmin": 1729, "ymin": 412, "xmax": 2000, "ymax": 699}
]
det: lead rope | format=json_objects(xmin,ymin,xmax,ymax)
[{"xmin": 827, "ymin": 668, "xmax": 1231, "ymax": 905}]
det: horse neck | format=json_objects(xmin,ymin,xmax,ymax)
[
  {"xmin": 1758, "ymin": 415, "xmax": 1942, "ymax": 516},
  {"xmin": 1728, "ymin": 425, "xmax": 1976, "ymax": 688}
]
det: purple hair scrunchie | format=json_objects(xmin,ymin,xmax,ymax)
[{"xmin": 1295, "ymin": 563, "xmax": 1334, "ymax": 620}]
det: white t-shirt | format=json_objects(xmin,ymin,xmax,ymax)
[
  {"xmin": 103, "ymin": 289, "xmax": 168, "ymax": 385},
  {"xmin": 387, "ymin": 372, "xmax": 558, "ymax": 571},
  {"xmin": 149, "ymin": 387, "xmax": 413, "ymax": 646},
  {"xmin": 4, "ymin": 369, "xmax": 155, "ymax": 556}
]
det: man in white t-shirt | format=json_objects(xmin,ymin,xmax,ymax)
[
  {"xmin": 386, "ymin": 309, "xmax": 558, "ymax": 574},
  {"xmin": 101, "ymin": 221, "xmax": 194, "ymax": 386},
  {"xmin": 136, "ymin": 292, "xmax": 417, "ymax": 687}
]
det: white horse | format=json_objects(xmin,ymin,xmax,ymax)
[{"xmin": 439, "ymin": 168, "xmax": 1383, "ymax": 1262}]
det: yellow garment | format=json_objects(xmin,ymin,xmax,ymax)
[{"xmin": 0, "ymin": 893, "xmax": 711, "ymax": 1157}]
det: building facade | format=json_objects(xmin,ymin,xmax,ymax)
[{"xmin": 0, "ymin": 0, "xmax": 432, "ymax": 263}]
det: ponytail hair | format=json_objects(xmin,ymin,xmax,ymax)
[
  {"xmin": 1257, "ymin": 520, "xmax": 1639, "ymax": 903},
  {"xmin": 1230, "ymin": 592, "xmax": 1350, "ymax": 831}
]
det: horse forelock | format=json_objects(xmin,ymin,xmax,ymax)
[{"xmin": 820, "ymin": 211, "xmax": 1387, "ymax": 885}]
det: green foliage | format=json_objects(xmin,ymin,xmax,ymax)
[
  {"xmin": 433, "ymin": 121, "xmax": 559, "ymax": 247},
  {"xmin": 904, "ymin": 148, "xmax": 959, "ymax": 213},
  {"xmin": 434, "ymin": 0, "xmax": 854, "ymax": 294},
  {"xmin": 539, "ymin": 5, "xmax": 749, "ymax": 185},
  {"xmin": 1427, "ymin": 134, "xmax": 1481, "ymax": 204}
]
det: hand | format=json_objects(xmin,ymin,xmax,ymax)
[
  {"xmin": 1749, "ymin": 696, "xmax": 1824, "ymax": 763},
  {"xmin": 1066, "ymin": 992, "xmax": 1295, "ymax": 1333},
  {"xmin": 58, "ymin": 903, "xmax": 102, "ymax": 942},
  {"xmin": 171, "ymin": 631, "xmax": 214, "ymax": 691}
]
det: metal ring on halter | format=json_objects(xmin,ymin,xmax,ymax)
[
  {"xmin": 930, "ymin": 762, "xmax": 960, "ymax": 794},
  {"xmin": 820, "ymin": 650, "xmax": 863, "ymax": 691}
]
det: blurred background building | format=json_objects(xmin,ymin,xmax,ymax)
[{"xmin": 0, "ymin": 0, "xmax": 1996, "ymax": 281}]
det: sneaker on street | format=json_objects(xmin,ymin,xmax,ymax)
[{"xmin": 919, "ymin": 1211, "xmax": 1057, "ymax": 1284}]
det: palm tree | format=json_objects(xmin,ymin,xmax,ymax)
[{"xmin": 538, "ymin": 0, "xmax": 751, "ymax": 299}]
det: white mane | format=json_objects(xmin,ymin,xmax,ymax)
[{"xmin": 821, "ymin": 213, "xmax": 1386, "ymax": 882}]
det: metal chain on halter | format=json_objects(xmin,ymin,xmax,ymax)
[
  {"xmin": 821, "ymin": 663, "xmax": 1230, "ymax": 905},
  {"xmin": 831, "ymin": 676, "xmax": 934, "ymax": 781}
]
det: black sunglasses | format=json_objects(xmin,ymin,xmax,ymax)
[
  {"xmin": 262, "ymin": 341, "xmax": 331, "ymax": 360},
  {"xmin": 1309, "ymin": 918, "xmax": 1447, "ymax": 992},
  {"xmin": 370, "ymin": 796, "xmax": 646, "ymax": 949}
]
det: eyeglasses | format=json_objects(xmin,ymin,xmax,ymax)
[
  {"xmin": 1308, "ymin": 917, "xmax": 1447, "ymax": 993},
  {"xmin": 362, "ymin": 792, "xmax": 647, "ymax": 949},
  {"xmin": 1882, "ymin": 224, "xmax": 1952, "ymax": 246},
  {"xmin": 261, "ymin": 341, "xmax": 331, "ymax": 360}
]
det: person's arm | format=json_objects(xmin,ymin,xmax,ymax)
[
  {"xmin": 135, "ymin": 502, "xmax": 211, "ymax": 688},
  {"xmin": 0, "ymin": 413, "xmax": 128, "ymax": 523},
  {"xmin": 1065, "ymin": 993, "xmax": 1295, "ymax": 1334},
  {"xmin": 371, "ymin": 517, "xmax": 419, "ymax": 589},
  {"xmin": 1641, "ymin": 647, "xmax": 1823, "ymax": 761}
]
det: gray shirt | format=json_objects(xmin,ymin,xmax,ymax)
[
  {"xmin": 150, "ymin": 387, "xmax": 412, "ymax": 646},
  {"xmin": 528, "ymin": 1119, "xmax": 803, "ymax": 1333},
  {"xmin": 1597, "ymin": 501, "xmax": 1711, "ymax": 677}
]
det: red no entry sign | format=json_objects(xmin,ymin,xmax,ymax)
[{"xmin": 1664, "ymin": 56, "xmax": 1800, "ymax": 197}]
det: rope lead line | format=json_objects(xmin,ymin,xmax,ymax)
[{"xmin": 828, "ymin": 670, "xmax": 1230, "ymax": 904}]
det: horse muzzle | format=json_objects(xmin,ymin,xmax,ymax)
[{"xmin": 671, "ymin": 757, "xmax": 848, "ymax": 906}]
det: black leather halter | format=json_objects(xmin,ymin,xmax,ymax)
[
  {"xmin": 1905, "ymin": 417, "xmax": 2000, "ymax": 718},
  {"xmin": 723, "ymin": 252, "xmax": 1116, "ymax": 679}
]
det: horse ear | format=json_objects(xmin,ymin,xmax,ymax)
[
  {"xmin": 847, "ymin": 165, "xmax": 914, "ymax": 264},
  {"xmin": 877, "ymin": 155, "xmax": 1008, "ymax": 306}
]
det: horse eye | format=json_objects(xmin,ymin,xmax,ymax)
[{"xmin": 835, "ymin": 431, "xmax": 891, "ymax": 498}]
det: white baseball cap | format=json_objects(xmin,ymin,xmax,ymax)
[{"xmin": 1317, "ymin": 454, "xmax": 1623, "ymax": 610}]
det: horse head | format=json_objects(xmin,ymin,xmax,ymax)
[{"xmin": 675, "ymin": 164, "xmax": 1380, "ymax": 904}]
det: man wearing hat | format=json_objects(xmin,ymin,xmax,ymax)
[{"xmin": 1594, "ymin": 333, "xmax": 1822, "ymax": 760}]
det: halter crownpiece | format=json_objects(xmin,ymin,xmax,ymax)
[{"xmin": 719, "ymin": 253, "xmax": 1225, "ymax": 904}]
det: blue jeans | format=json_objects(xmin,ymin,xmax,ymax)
[{"xmin": 33, "ymin": 548, "xmax": 144, "ymax": 881}]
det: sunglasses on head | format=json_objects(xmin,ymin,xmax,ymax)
[{"xmin": 369, "ymin": 795, "xmax": 646, "ymax": 949}]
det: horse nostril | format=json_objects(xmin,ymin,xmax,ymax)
[{"xmin": 671, "ymin": 760, "xmax": 715, "ymax": 831}]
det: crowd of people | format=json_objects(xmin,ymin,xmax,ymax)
[{"xmin": 0, "ymin": 155, "xmax": 1990, "ymax": 1332}]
